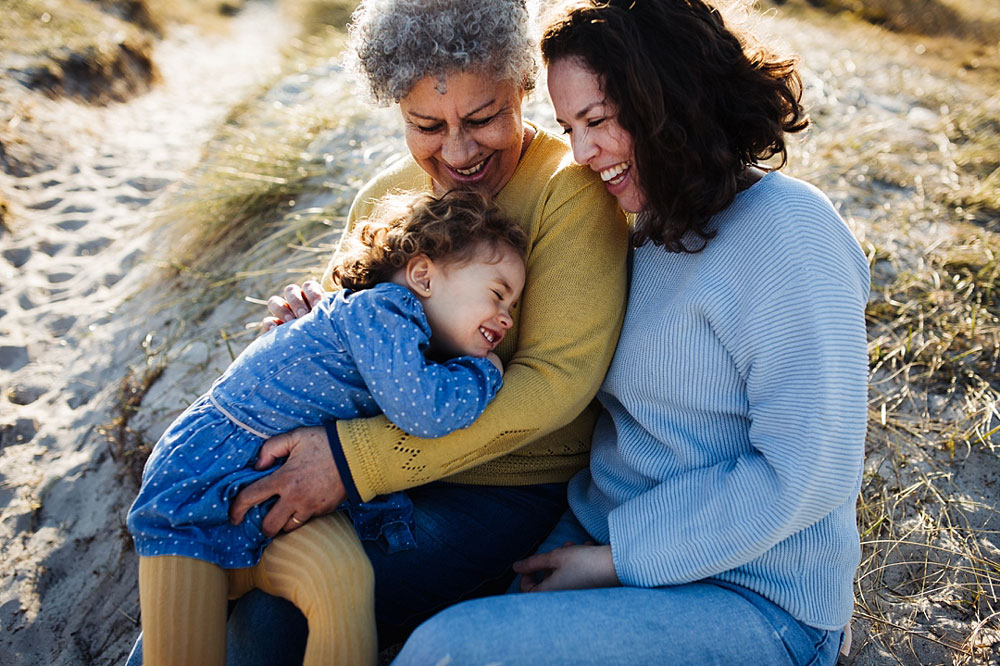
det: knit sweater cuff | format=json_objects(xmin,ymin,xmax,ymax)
[
  {"xmin": 325, "ymin": 421, "xmax": 362, "ymax": 505},
  {"xmin": 335, "ymin": 418, "xmax": 386, "ymax": 502}
]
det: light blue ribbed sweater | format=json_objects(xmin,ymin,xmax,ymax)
[{"xmin": 568, "ymin": 171, "xmax": 870, "ymax": 630}]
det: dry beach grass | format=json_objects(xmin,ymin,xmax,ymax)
[{"xmin": 1, "ymin": 0, "xmax": 998, "ymax": 664}]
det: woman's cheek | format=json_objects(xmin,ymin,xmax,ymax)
[{"xmin": 404, "ymin": 129, "xmax": 438, "ymax": 161}]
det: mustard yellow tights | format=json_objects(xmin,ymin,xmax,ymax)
[{"xmin": 138, "ymin": 512, "xmax": 376, "ymax": 666}]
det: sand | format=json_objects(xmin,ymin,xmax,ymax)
[{"xmin": 0, "ymin": 4, "xmax": 295, "ymax": 663}]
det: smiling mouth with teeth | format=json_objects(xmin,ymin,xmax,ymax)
[
  {"xmin": 600, "ymin": 161, "xmax": 631, "ymax": 185},
  {"xmin": 455, "ymin": 159, "xmax": 487, "ymax": 176},
  {"xmin": 479, "ymin": 326, "xmax": 501, "ymax": 346}
]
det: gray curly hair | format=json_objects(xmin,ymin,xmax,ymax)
[{"xmin": 345, "ymin": 0, "xmax": 538, "ymax": 105}]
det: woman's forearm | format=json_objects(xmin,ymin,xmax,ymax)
[{"xmin": 336, "ymin": 174, "xmax": 629, "ymax": 500}]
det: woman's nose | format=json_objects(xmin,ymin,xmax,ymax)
[
  {"xmin": 571, "ymin": 131, "xmax": 598, "ymax": 165},
  {"xmin": 441, "ymin": 129, "xmax": 478, "ymax": 166}
]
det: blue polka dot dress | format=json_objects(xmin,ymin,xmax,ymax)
[{"xmin": 127, "ymin": 283, "xmax": 502, "ymax": 568}]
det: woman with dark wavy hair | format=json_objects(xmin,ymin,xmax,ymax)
[{"xmin": 393, "ymin": 1, "xmax": 869, "ymax": 663}]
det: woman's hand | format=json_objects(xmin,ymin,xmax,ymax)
[
  {"xmin": 513, "ymin": 543, "xmax": 620, "ymax": 593},
  {"xmin": 228, "ymin": 426, "xmax": 346, "ymax": 536},
  {"xmin": 261, "ymin": 280, "xmax": 325, "ymax": 333}
]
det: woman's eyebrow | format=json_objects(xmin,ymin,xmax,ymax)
[
  {"xmin": 463, "ymin": 99, "xmax": 499, "ymax": 118},
  {"xmin": 408, "ymin": 99, "xmax": 498, "ymax": 121},
  {"xmin": 555, "ymin": 102, "xmax": 603, "ymax": 125},
  {"xmin": 571, "ymin": 102, "xmax": 602, "ymax": 119}
]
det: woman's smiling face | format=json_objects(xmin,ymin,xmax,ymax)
[
  {"xmin": 547, "ymin": 57, "xmax": 644, "ymax": 213},
  {"xmin": 400, "ymin": 70, "xmax": 527, "ymax": 195}
]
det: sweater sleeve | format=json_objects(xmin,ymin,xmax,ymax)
[
  {"xmin": 339, "ymin": 287, "xmax": 502, "ymax": 439},
  {"xmin": 325, "ymin": 156, "xmax": 628, "ymax": 501},
  {"xmin": 608, "ymin": 221, "xmax": 870, "ymax": 587}
]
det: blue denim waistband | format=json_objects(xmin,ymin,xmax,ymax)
[{"xmin": 341, "ymin": 491, "xmax": 418, "ymax": 554}]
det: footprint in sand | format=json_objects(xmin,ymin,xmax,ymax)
[
  {"xmin": 0, "ymin": 345, "xmax": 29, "ymax": 371},
  {"xmin": 2, "ymin": 247, "xmax": 31, "ymax": 268},
  {"xmin": 127, "ymin": 176, "xmax": 171, "ymax": 192},
  {"xmin": 5, "ymin": 382, "xmax": 47, "ymax": 405},
  {"xmin": 65, "ymin": 378, "xmax": 98, "ymax": 410},
  {"xmin": 0, "ymin": 474, "xmax": 14, "ymax": 506},
  {"xmin": 94, "ymin": 163, "xmax": 119, "ymax": 178},
  {"xmin": 115, "ymin": 194, "xmax": 154, "ymax": 208},
  {"xmin": 102, "ymin": 271, "xmax": 124, "ymax": 287},
  {"xmin": 60, "ymin": 203, "xmax": 96, "ymax": 214},
  {"xmin": 119, "ymin": 248, "xmax": 144, "ymax": 271},
  {"xmin": 39, "ymin": 241, "xmax": 66, "ymax": 257},
  {"xmin": 27, "ymin": 198, "xmax": 62, "ymax": 211},
  {"xmin": 0, "ymin": 417, "xmax": 38, "ymax": 446},
  {"xmin": 76, "ymin": 237, "xmax": 112, "ymax": 255},
  {"xmin": 56, "ymin": 219, "xmax": 89, "ymax": 232},
  {"xmin": 45, "ymin": 314, "xmax": 77, "ymax": 337},
  {"xmin": 47, "ymin": 271, "xmax": 75, "ymax": 284}
]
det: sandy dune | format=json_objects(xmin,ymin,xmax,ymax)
[{"xmin": 1, "ymin": 4, "xmax": 295, "ymax": 663}]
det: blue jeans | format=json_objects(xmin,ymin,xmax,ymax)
[
  {"xmin": 123, "ymin": 481, "xmax": 567, "ymax": 665},
  {"xmin": 393, "ymin": 510, "xmax": 845, "ymax": 666}
]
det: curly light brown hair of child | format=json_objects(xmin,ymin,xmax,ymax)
[{"xmin": 329, "ymin": 190, "xmax": 529, "ymax": 292}]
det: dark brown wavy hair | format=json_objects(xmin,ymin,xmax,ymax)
[
  {"xmin": 329, "ymin": 189, "xmax": 528, "ymax": 290},
  {"xmin": 541, "ymin": 0, "xmax": 809, "ymax": 251}
]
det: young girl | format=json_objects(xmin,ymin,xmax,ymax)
[{"xmin": 127, "ymin": 189, "xmax": 528, "ymax": 666}]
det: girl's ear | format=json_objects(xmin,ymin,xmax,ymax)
[{"xmin": 403, "ymin": 254, "xmax": 435, "ymax": 297}]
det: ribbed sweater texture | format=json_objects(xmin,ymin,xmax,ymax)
[{"xmin": 569, "ymin": 172, "xmax": 871, "ymax": 630}]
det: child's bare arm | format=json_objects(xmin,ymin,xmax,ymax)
[{"xmin": 486, "ymin": 352, "xmax": 503, "ymax": 375}]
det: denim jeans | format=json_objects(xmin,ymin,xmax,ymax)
[
  {"xmin": 393, "ymin": 510, "xmax": 845, "ymax": 666},
  {"xmin": 123, "ymin": 481, "xmax": 567, "ymax": 666}
]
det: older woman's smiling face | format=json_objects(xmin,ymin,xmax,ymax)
[{"xmin": 400, "ymin": 70, "xmax": 527, "ymax": 195}]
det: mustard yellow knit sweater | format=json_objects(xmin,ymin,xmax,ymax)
[{"xmin": 322, "ymin": 126, "xmax": 628, "ymax": 501}]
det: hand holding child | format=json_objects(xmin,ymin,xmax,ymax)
[
  {"xmin": 229, "ymin": 426, "xmax": 346, "ymax": 536},
  {"xmin": 261, "ymin": 280, "xmax": 326, "ymax": 332}
]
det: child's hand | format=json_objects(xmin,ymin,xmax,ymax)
[
  {"xmin": 486, "ymin": 352, "xmax": 503, "ymax": 375},
  {"xmin": 260, "ymin": 280, "xmax": 325, "ymax": 332}
]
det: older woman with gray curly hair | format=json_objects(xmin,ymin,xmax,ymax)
[{"xmin": 123, "ymin": 1, "xmax": 627, "ymax": 664}]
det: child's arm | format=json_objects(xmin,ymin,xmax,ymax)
[
  {"xmin": 486, "ymin": 352, "xmax": 503, "ymax": 375},
  {"xmin": 339, "ymin": 287, "xmax": 503, "ymax": 439}
]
